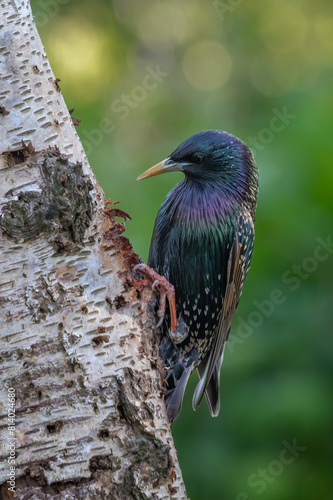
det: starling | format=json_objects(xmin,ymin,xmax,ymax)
[{"xmin": 136, "ymin": 130, "xmax": 258, "ymax": 421}]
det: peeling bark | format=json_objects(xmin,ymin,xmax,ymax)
[{"xmin": 0, "ymin": 1, "xmax": 187, "ymax": 498}]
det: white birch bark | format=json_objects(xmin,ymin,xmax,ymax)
[{"xmin": 0, "ymin": 1, "xmax": 188, "ymax": 498}]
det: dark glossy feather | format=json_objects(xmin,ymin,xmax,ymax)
[
  {"xmin": 146, "ymin": 130, "xmax": 258, "ymax": 420},
  {"xmin": 192, "ymin": 210, "xmax": 254, "ymax": 411}
]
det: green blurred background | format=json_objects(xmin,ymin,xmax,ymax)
[{"xmin": 31, "ymin": 0, "xmax": 332, "ymax": 498}]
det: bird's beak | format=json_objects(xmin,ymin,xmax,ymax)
[{"xmin": 137, "ymin": 157, "xmax": 181, "ymax": 181}]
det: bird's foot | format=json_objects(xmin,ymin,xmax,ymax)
[
  {"xmin": 133, "ymin": 264, "xmax": 177, "ymax": 331},
  {"xmin": 168, "ymin": 314, "xmax": 189, "ymax": 344}
]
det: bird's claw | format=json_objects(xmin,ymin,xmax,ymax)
[
  {"xmin": 152, "ymin": 280, "xmax": 159, "ymax": 292},
  {"xmin": 168, "ymin": 314, "xmax": 189, "ymax": 344},
  {"xmin": 133, "ymin": 263, "xmax": 177, "ymax": 331},
  {"xmin": 155, "ymin": 316, "xmax": 164, "ymax": 329},
  {"xmin": 133, "ymin": 264, "xmax": 146, "ymax": 275}
]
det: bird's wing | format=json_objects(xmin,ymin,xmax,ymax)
[
  {"xmin": 196, "ymin": 343, "xmax": 225, "ymax": 416},
  {"xmin": 192, "ymin": 209, "xmax": 255, "ymax": 412}
]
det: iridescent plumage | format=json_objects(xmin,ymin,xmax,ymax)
[{"xmin": 138, "ymin": 130, "xmax": 259, "ymax": 420}]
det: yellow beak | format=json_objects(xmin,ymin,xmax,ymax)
[{"xmin": 137, "ymin": 157, "xmax": 181, "ymax": 181}]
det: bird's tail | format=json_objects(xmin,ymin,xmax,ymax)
[
  {"xmin": 164, "ymin": 363, "xmax": 193, "ymax": 421},
  {"xmin": 194, "ymin": 347, "xmax": 224, "ymax": 416},
  {"xmin": 159, "ymin": 336, "xmax": 198, "ymax": 421}
]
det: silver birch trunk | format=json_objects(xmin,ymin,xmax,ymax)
[{"xmin": 0, "ymin": 1, "xmax": 187, "ymax": 498}]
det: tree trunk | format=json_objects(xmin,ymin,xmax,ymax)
[{"xmin": 0, "ymin": 1, "xmax": 187, "ymax": 498}]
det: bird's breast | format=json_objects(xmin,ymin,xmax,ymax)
[{"xmin": 151, "ymin": 181, "xmax": 239, "ymax": 358}]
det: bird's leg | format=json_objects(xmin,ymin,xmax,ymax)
[{"xmin": 133, "ymin": 264, "xmax": 177, "ymax": 331}]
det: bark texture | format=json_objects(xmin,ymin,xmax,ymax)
[{"xmin": 0, "ymin": 1, "xmax": 187, "ymax": 498}]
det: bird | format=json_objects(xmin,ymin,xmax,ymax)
[{"xmin": 136, "ymin": 130, "xmax": 259, "ymax": 421}]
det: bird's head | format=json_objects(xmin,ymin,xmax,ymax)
[{"xmin": 137, "ymin": 131, "xmax": 258, "ymax": 205}]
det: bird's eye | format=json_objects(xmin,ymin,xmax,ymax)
[{"xmin": 191, "ymin": 153, "xmax": 203, "ymax": 164}]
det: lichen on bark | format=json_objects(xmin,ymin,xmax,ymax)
[{"xmin": 1, "ymin": 148, "xmax": 94, "ymax": 246}]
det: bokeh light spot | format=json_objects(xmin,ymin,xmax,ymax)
[
  {"xmin": 260, "ymin": 5, "xmax": 307, "ymax": 50},
  {"xmin": 45, "ymin": 18, "xmax": 116, "ymax": 100},
  {"xmin": 136, "ymin": 3, "xmax": 194, "ymax": 45},
  {"xmin": 314, "ymin": 16, "xmax": 333, "ymax": 65},
  {"xmin": 182, "ymin": 41, "xmax": 232, "ymax": 91}
]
